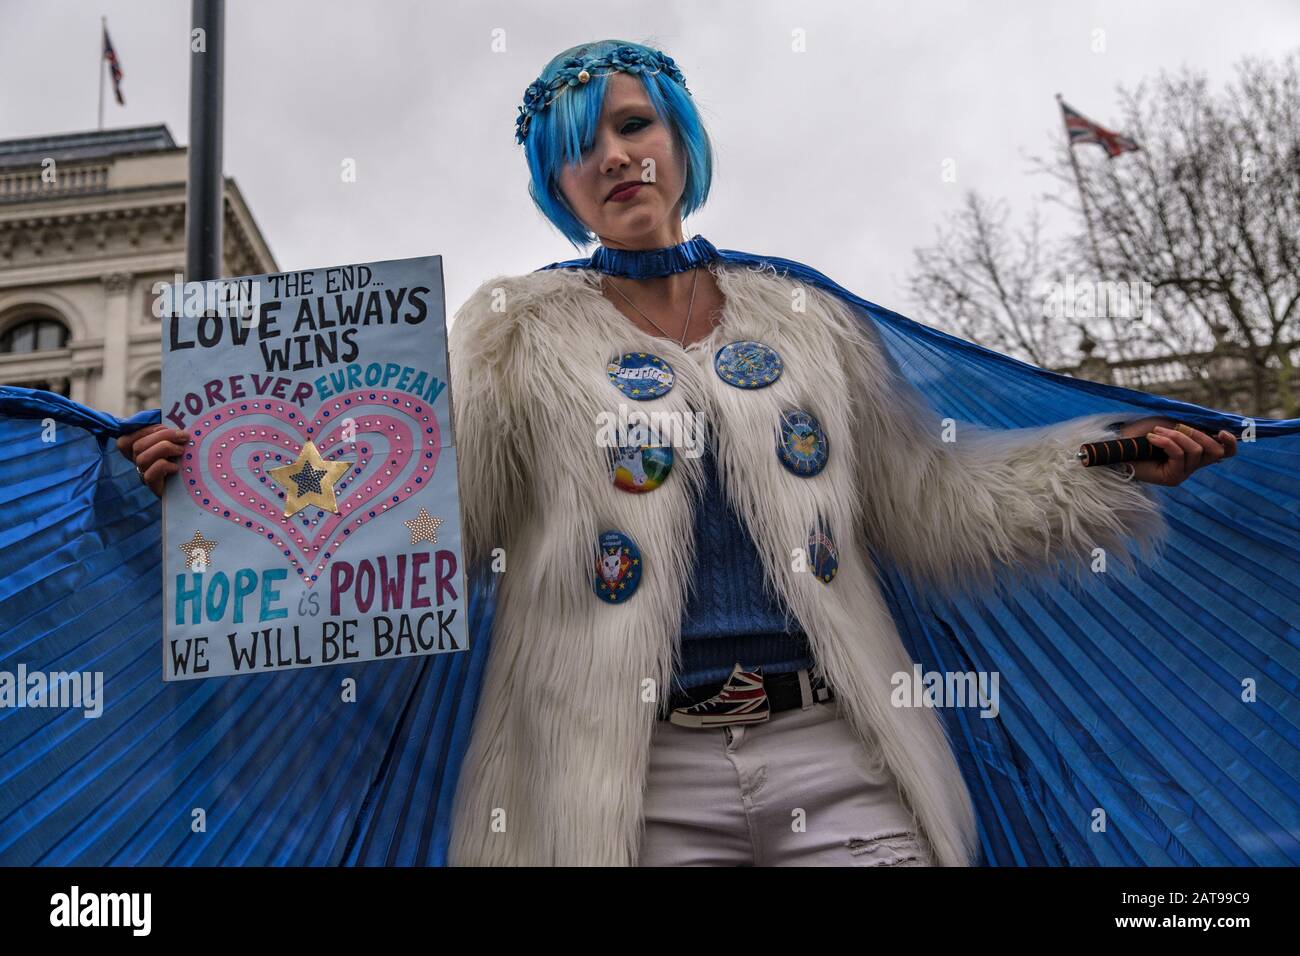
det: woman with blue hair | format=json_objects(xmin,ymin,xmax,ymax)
[{"xmin": 118, "ymin": 38, "xmax": 1285, "ymax": 869}]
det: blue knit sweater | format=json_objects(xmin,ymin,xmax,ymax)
[
  {"xmin": 670, "ymin": 418, "xmax": 1135, "ymax": 696},
  {"xmin": 672, "ymin": 443, "xmax": 816, "ymax": 695}
]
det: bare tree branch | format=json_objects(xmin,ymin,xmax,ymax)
[{"xmin": 911, "ymin": 51, "xmax": 1300, "ymax": 417}]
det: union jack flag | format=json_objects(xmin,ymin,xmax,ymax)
[
  {"xmin": 103, "ymin": 25, "xmax": 125, "ymax": 106},
  {"xmin": 1059, "ymin": 98, "xmax": 1139, "ymax": 158}
]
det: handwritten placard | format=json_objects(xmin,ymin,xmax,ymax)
[{"xmin": 158, "ymin": 255, "xmax": 466, "ymax": 680}]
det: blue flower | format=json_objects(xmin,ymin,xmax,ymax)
[
  {"xmin": 657, "ymin": 53, "xmax": 685, "ymax": 84},
  {"xmin": 514, "ymin": 47, "xmax": 690, "ymax": 146},
  {"xmin": 610, "ymin": 46, "xmax": 646, "ymax": 73},
  {"xmin": 521, "ymin": 80, "xmax": 548, "ymax": 112}
]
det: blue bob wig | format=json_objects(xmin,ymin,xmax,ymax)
[{"xmin": 519, "ymin": 39, "xmax": 714, "ymax": 249}]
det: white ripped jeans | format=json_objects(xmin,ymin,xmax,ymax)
[{"xmin": 637, "ymin": 699, "xmax": 934, "ymax": 866}]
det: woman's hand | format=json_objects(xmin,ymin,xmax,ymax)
[
  {"xmin": 116, "ymin": 424, "xmax": 190, "ymax": 499},
  {"xmin": 1117, "ymin": 416, "xmax": 1237, "ymax": 486}
]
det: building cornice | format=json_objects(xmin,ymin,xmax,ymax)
[{"xmin": 0, "ymin": 178, "xmax": 273, "ymax": 278}]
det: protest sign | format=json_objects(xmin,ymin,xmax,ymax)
[{"xmin": 159, "ymin": 255, "xmax": 465, "ymax": 680}]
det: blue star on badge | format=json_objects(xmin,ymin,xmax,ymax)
[{"xmin": 268, "ymin": 440, "xmax": 352, "ymax": 518}]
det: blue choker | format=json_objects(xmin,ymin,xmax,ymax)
[{"xmin": 588, "ymin": 234, "xmax": 719, "ymax": 278}]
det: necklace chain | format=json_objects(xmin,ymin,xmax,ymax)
[{"xmin": 605, "ymin": 268, "xmax": 702, "ymax": 349}]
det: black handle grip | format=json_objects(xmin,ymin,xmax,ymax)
[
  {"xmin": 1080, "ymin": 435, "xmax": 1166, "ymax": 466},
  {"xmin": 1079, "ymin": 424, "xmax": 1231, "ymax": 467}
]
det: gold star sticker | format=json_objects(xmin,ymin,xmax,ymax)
[
  {"xmin": 404, "ymin": 506, "xmax": 443, "ymax": 545},
  {"xmin": 178, "ymin": 530, "xmax": 219, "ymax": 570},
  {"xmin": 268, "ymin": 440, "xmax": 352, "ymax": 518}
]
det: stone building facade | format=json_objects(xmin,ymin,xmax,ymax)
[{"xmin": 0, "ymin": 124, "xmax": 277, "ymax": 417}]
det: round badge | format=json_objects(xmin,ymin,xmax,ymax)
[
  {"xmin": 593, "ymin": 530, "xmax": 643, "ymax": 603},
  {"xmin": 714, "ymin": 340, "xmax": 784, "ymax": 389},
  {"xmin": 611, "ymin": 442, "xmax": 674, "ymax": 493},
  {"xmin": 776, "ymin": 409, "xmax": 829, "ymax": 476},
  {"xmin": 808, "ymin": 520, "xmax": 839, "ymax": 583},
  {"xmin": 607, "ymin": 352, "xmax": 674, "ymax": 400}
]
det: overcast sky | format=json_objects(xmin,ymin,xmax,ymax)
[{"xmin": 3, "ymin": 0, "xmax": 1297, "ymax": 322}]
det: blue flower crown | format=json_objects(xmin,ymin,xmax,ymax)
[{"xmin": 514, "ymin": 45, "xmax": 689, "ymax": 146}]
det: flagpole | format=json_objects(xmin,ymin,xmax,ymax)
[
  {"xmin": 98, "ymin": 16, "xmax": 106, "ymax": 131},
  {"xmin": 1057, "ymin": 93, "xmax": 1104, "ymax": 272},
  {"xmin": 186, "ymin": 0, "xmax": 225, "ymax": 282}
]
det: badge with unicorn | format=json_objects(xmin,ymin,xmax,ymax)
[{"xmin": 159, "ymin": 255, "xmax": 467, "ymax": 680}]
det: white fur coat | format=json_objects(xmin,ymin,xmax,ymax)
[{"xmin": 444, "ymin": 259, "xmax": 1166, "ymax": 866}]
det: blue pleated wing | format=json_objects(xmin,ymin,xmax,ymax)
[
  {"xmin": 3, "ymin": 236, "xmax": 1299, "ymax": 866},
  {"xmin": 727, "ymin": 250, "xmax": 1300, "ymax": 866},
  {"xmin": 0, "ymin": 387, "xmax": 493, "ymax": 865}
]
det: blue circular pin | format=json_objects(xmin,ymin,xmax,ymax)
[
  {"xmin": 776, "ymin": 409, "xmax": 829, "ymax": 476},
  {"xmin": 607, "ymin": 352, "xmax": 674, "ymax": 400},
  {"xmin": 808, "ymin": 519, "xmax": 839, "ymax": 583},
  {"xmin": 593, "ymin": 530, "xmax": 643, "ymax": 602},
  {"xmin": 714, "ymin": 340, "xmax": 784, "ymax": 389}
]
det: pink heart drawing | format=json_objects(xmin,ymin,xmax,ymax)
[{"xmin": 180, "ymin": 389, "xmax": 442, "ymax": 587}]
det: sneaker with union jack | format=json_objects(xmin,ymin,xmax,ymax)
[{"xmin": 670, "ymin": 663, "xmax": 770, "ymax": 728}]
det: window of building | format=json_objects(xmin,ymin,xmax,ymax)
[{"xmin": 0, "ymin": 318, "xmax": 70, "ymax": 354}]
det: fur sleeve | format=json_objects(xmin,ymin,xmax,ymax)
[
  {"xmin": 833, "ymin": 302, "xmax": 1168, "ymax": 596},
  {"xmin": 447, "ymin": 276, "xmax": 537, "ymax": 570}
]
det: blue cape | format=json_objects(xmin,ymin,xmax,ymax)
[{"xmin": 2, "ymin": 245, "xmax": 1297, "ymax": 865}]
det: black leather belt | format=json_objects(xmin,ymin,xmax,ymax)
[{"xmin": 659, "ymin": 667, "xmax": 833, "ymax": 720}]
